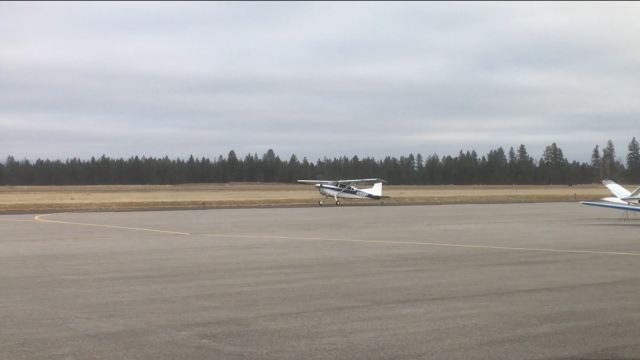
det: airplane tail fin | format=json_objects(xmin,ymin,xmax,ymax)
[
  {"xmin": 602, "ymin": 180, "xmax": 631, "ymax": 199},
  {"xmin": 367, "ymin": 182, "xmax": 383, "ymax": 197}
]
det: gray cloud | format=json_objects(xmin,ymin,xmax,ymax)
[{"xmin": 1, "ymin": 2, "xmax": 639, "ymax": 162}]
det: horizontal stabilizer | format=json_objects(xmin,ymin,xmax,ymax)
[{"xmin": 629, "ymin": 186, "xmax": 640, "ymax": 198}]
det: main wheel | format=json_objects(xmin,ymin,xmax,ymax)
[
  {"xmin": 318, "ymin": 200, "xmax": 324, "ymax": 206},
  {"xmin": 335, "ymin": 200, "xmax": 341, "ymax": 206}
]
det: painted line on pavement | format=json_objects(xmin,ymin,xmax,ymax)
[
  {"xmin": 34, "ymin": 214, "xmax": 191, "ymax": 236},
  {"xmin": 205, "ymin": 233, "xmax": 640, "ymax": 257}
]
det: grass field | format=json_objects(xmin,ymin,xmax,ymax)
[{"xmin": 0, "ymin": 183, "xmax": 612, "ymax": 213}]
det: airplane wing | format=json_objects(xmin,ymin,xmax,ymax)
[
  {"xmin": 334, "ymin": 178, "xmax": 388, "ymax": 184},
  {"xmin": 297, "ymin": 178, "xmax": 388, "ymax": 185},
  {"xmin": 581, "ymin": 201, "xmax": 640, "ymax": 212},
  {"xmin": 297, "ymin": 180, "xmax": 337, "ymax": 185}
]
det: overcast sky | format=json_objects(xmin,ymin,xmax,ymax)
[{"xmin": 1, "ymin": 2, "xmax": 639, "ymax": 162}]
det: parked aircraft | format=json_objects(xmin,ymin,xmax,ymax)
[
  {"xmin": 581, "ymin": 180, "xmax": 640, "ymax": 216},
  {"xmin": 297, "ymin": 178, "xmax": 389, "ymax": 205}
]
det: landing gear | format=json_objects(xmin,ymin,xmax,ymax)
[
  {"xmin": 335, "ymin": 200, "xmax": 341, "ymax": 206},
  {"xmin": 619, "ymin": 210, "xmax": 630, "ymax": 221},
  {"xmin": 319, "ymin": 199, "xmax": 324, "ymax": 206}
]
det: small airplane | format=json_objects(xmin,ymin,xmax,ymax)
[
  {"xmin": 581, "ymin": 179, "xmax": 640, "ymax": 217},
  {"xmin": 297, "ymin": 178, "xmax": 389, "ymax": 205}
]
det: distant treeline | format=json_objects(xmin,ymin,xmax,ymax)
[{"xmin": 1, "ymin": 139, "xmax": 639, "ymax": 185}]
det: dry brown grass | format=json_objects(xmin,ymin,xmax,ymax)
[{"xmin": 0, "ymin": 183, "xmax": 612, "ymax": 213}]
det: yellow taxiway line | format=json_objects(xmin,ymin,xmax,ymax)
[
  {"xmin": 30, "ymin": 214, "xmax": 640, "ymax": 257},
  {"xmin": 205, "ymin": 233, "xmax": 640, "ymax": 257},
  {"xmin": 33, "ymin": 214, "xmax": 191, "ymax": 236}
]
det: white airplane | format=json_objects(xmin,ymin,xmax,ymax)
[
  {"xmin": 297, "ymin": 178, "xmax": 389, "ymax": 205},
  {"xmin": 581, "ymin": 180, "xmax": 640, "ymax": 215}
]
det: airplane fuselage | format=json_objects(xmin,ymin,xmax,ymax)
[
  {"xmin": 298, "ymin": 178, "xmax": 387, "ymax": 205},
  {"xmin": 317, "ymin": 184, "xmax": 382, "ymax": 200}
]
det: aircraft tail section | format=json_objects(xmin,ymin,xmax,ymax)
[
  {"xmin": 582, "ymin": 180, "xmax": 640, "ymax": 211},
  {"xmin": 365, "ymin": 182, "xmax": 383, "ymax": 197},
  {"xmin": 602, "ymin": 180, "xmax": 631, "ymax": 199},
  {"xmin": 629, "ymin": 186, "xmax": 640, "ymax": 198}
]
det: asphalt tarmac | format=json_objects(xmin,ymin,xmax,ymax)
[{"xmin": 1, "ymin": 203, "xmax": 640, "ymax": 360}]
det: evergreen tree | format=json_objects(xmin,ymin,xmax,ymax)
[
  {"xmin": 602, "ymin": 139, "xmax": 624, "ymax": 181},
  {"xmin": 508, "ymin": 146, "xmax": 516, "ymax": 183},
  {"xmin": 262, "ymin": 149, "xmax": 279, "ymax": 182},
  {"xmin": 0, "ymin": 144, "xmax": 622, "ymax": 186},
  {"xmin": 591, "ymin": 145, "xmax": 602, "ymax": 182},
  {"xmin": 515, "ymin": 144, "xmax": 534, "ymax": 183},
  {"xmin": 227, "ymin": 150, "xmax": 239, "ymax": 182},
  {"xmin": 627, "ymin": 137, "xmax": 640, "ymax": 183},
  {"xmin": 541, "ymin": 143, "xmax": 567, "ymax": 184},
  {"xmin": 407, "ymin": 154, "xmax": 416, "ymax": 184},
  {"xmin": 602, "ymin": 140, "xmax": 615, "ymax": 179},
  {"xmin": 415, "ymin": 153, "xmax": 425, "ymax": 183},
  {"xmin": 300, "ymin": 157, "xmax": 313, "ymax": 180},
  {"xmin": 508, "ymin": 147, "xmax": 516, "ymax": 163},
  {"xmin": 286, "ymin": 154, "xmax": 300, "ymax": 182},
  {"xmin": 485, "ymin": 147, "xmax": 508, "ymax": 184},
  {"xmin": 186, "ymin": 155, "xmax": 197, "ymax": 183},
  {"xmin": 425, "ymin": 154, "xmax": 441, "ymax": 184},
  {"xmin": 440, "ymin": 155, "xmax": 454, "ymax": 184}
]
